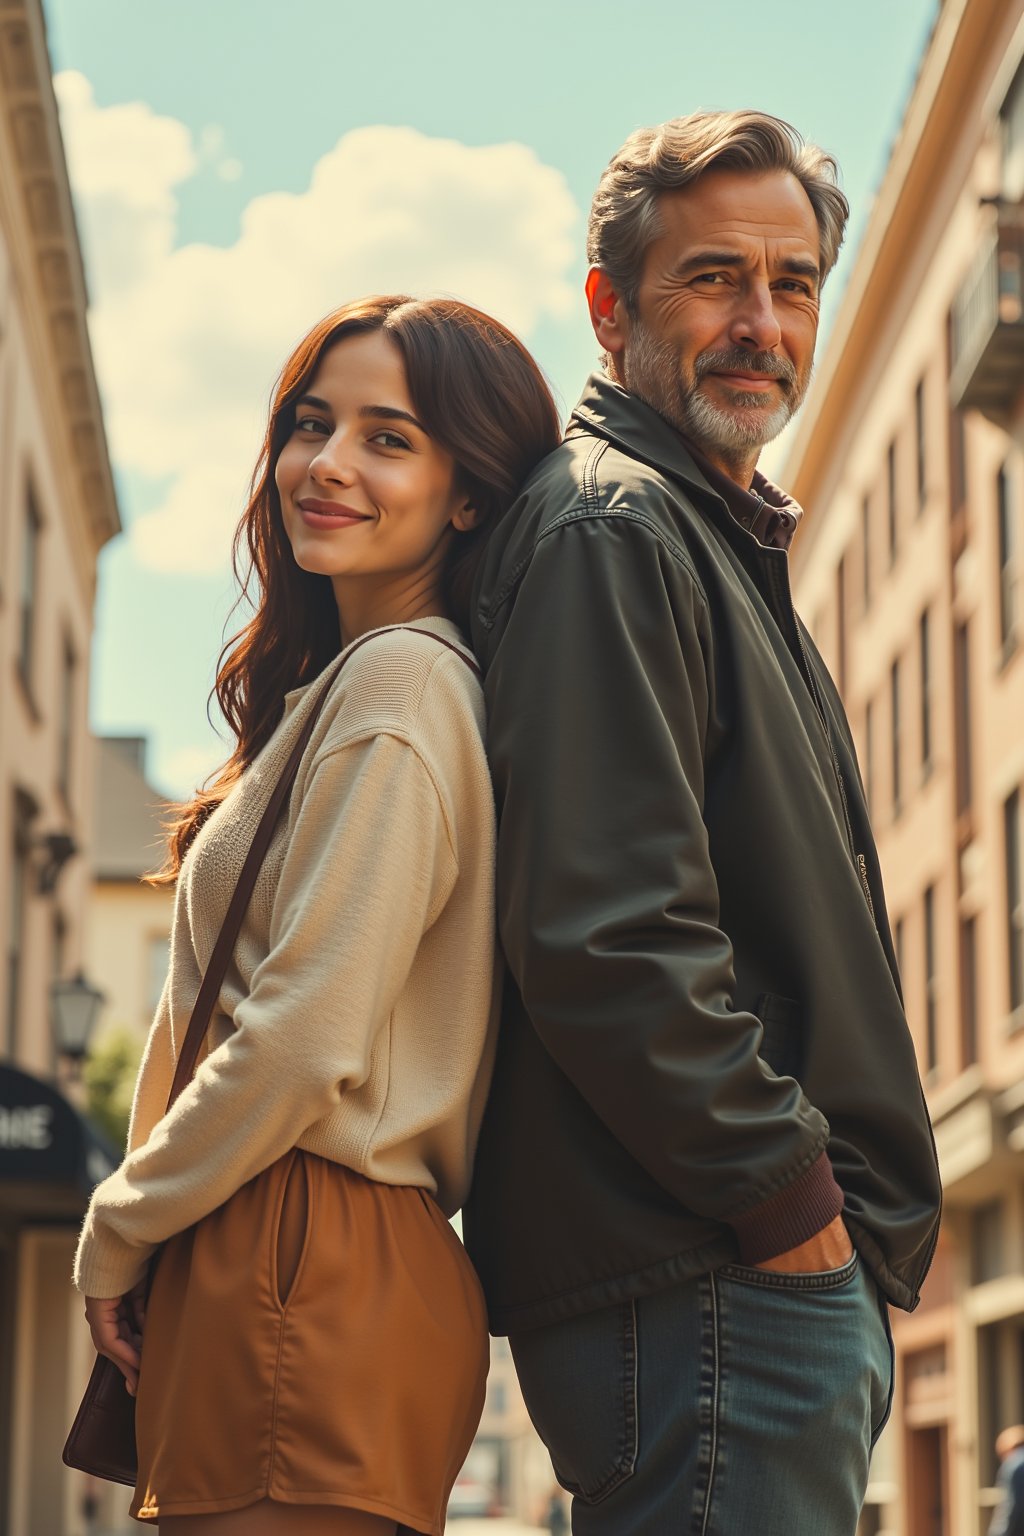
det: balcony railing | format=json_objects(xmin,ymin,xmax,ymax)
[{"xmin": 950, "ymin": 213, "xmax": 1024, "ymax": 420}]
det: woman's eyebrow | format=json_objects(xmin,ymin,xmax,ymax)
[
  {"xmin": 294, "ymin": 393, "xmax": 331, "ymax": 412},
  {"xmin": 359, "ymin": 404, "xmax": 426, "ymax": 432}
]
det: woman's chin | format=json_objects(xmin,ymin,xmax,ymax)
[{"xmin": 292, "ymin": 550, "xmax": 347, "ymax": 580}]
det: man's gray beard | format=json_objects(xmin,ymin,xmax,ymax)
[{"xmin": 621, "ymin": 322, "xmax": 808, "ymax": 460}]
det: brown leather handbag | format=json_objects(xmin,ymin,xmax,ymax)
[{"xmin": 62, "ymin": 628, "xmax": 480, "ymax": 1485}]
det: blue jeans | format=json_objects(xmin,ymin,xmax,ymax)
[{"xmin": 509, "ymin": 1251, "xmax": 894, "ymax": 1536}]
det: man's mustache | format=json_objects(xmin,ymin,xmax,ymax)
[{"xmin": 693, "ymin": 348, "xmax": 798, "ymax": 387}]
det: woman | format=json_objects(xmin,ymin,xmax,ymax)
[{"xmin": 73, "ymin": 295, "xmax": 561, "ymax": 1535}]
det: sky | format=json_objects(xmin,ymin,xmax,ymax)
[{"xmin": 40, "ymin": 0, "xmax": 940, "ymax": 801}]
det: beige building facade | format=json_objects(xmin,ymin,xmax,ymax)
[
  {"xmin": 785, "ymin": 1, "xmax": 1024, "ymax": 1532},
  {"xmin": 0, "ymin": 2, "xmax": 121, "ymax": 1533},
  {"xmin": 88, "ymin": 736, "xmax": 173, "ymax": 1049}
]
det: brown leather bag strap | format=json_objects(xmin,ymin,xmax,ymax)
[{"xmin": 164, "ymin": 626, "xmax": 479, "ymax": 1113}]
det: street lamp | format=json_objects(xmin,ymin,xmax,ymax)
[{"xmin": 51, "ymin": 971, "xmax": 105, "ymax": 1078}]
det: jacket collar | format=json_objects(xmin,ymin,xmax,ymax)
[{"xmin": 567, "ymin": 371, "xmax": 803, "ymax": 552}]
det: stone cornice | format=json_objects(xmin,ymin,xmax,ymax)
[{"xmin": 0, "ymin": 0, "xmax": 120, "ymax": 552}]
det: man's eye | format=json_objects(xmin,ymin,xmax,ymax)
[{"xmin": 694, "ymin": 273, "xmax": 724, "ymax": 285}]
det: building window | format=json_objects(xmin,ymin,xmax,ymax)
[
  {"xmin": 836, "ymin": 553, "xmax": 848, "ymax": 699},
  {"xmin": 924, "ymin": 884, "xmax": 938, "ymax": 1073},
  {"xmin": 6, "ymin": 790, "xmax": 37, "ymax": 1056},
  {"xmin": 18, "ymin": 487, "xmax": 41, "ymax": 691},
  {"xmin": 887, "ymin": 442, "xmax": 898, "ymax": 567},
  {"xmin": 1006, "ymin": 789, "xmax": 1023, "ymax": 1016},
  {"xmin": 954, "ymin": 621, "xmax": 972, "ymax": 816},
  {"xmin": 890, "ymin": 657, "xmax": 902, "ymax": 817},
  {"xmin": 861, "ymin": 495, "xmax": 871, "ymax": 611},
  {"xmin": 972, "ymin": 1200, "xmax": 1006, "ymax": 1284},
  {"xmin": 997, "ymin": 461, "xmax": 1018, "ymax": 655},
  {"xmin": 919, "ymin": 609, "xmax": 932, "ymax": 773},
  {"xmin": 915, "ymin": 377, "xmax": 927, "ymax": 511},
  {"xmin": 58, "ymin": 635, "xmax": 76, "ymax": 804},
  {"xmin": 1003, "ymin": 59, "xmax": 1024, "ymax": 199},
  {"xmin": 146, "ymin": 934, "xmax": 171, "ymax": 1019},
  {"xmin": 960, "ymin": 915, "xmax": 978, "ymax": 1067}
]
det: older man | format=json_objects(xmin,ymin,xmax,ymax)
[{"xmin": 464, "ymin": 111, "xmax": 942, "ymax": 1536}]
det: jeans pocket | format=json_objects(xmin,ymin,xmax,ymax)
[
  {"xmin": 718, "ymin": 1253, "xmax": 860, "ymax": 1292},
  {"xmin": 510, "ymin": 1300, "xmax": 638, "ymax": 1504}
]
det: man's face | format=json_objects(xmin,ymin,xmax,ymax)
[{"xmin": 620, "ymin": 169, "xmax": 821, "ymax": 468}]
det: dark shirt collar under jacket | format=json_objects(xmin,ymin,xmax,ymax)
[{"xmin": 568, "ymin": 371, "xmax": 803, "ymax": 553}]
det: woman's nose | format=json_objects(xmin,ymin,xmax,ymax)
[{"xmin": 309, "ymin": 431, "xmax": 357, "ymax": 486}]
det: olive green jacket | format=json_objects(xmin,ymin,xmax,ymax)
[{"xmin": 463, "ymin": 373, "xmax": 942, "ymax": 1333}]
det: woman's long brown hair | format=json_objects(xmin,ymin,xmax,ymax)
[{"xmin": 152, "ymin": 295, "xmax": 561, "ymax": 884}]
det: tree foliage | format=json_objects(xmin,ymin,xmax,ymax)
[{"xmin": 84, "ymin": 1025, "xmax": 142, "ymax": 1153}]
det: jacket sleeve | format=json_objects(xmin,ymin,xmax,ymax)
[
  {"xmin": 73, "ymin": 730, "xmax": 457, "ymax": 1298},
  {"xmin": 485, "ymin": 512, "xmax": 843, "ymax": 1263}
]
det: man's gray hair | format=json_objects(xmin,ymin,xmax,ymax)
[{"xmin": 588, "ymin": 110, "xmax": 850, "ymax": 310}]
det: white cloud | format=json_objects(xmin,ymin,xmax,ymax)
[
  {"xmin": 55, "ymin": 71, "xmax": 195, "ymax": 297},
  {"xmin": 56, "ymin": 74, "xmax": 580, "ymax": 574}
]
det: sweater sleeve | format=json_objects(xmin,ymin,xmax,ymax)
[{"xmin": 74, "ymin": 730, "xmax": 457, "ymax": 1298}]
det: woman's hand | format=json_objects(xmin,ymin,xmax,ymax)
[{"xmin": 84, "ymin": 1280, "xmax": 146, "ymax": 1396}]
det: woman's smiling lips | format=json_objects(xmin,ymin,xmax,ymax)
[{"xmin": 296, "ymin": 497, "xmax": 373, "ymax": 529}]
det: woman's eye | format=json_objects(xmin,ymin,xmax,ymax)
[
  {"xmin": 295, "ymin": 415, "xmax": 329, "ymax": 435},
  {"xmin": 370, "ymin": 430, "xmax": 411, "ymax": 450}
]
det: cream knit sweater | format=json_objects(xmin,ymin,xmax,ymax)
[{"xmin": 74, "ymin": 619, "xmax": 499, "ymax": 1299}]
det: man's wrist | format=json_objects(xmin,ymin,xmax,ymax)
[{"xmin": 754, "ymin": 1214, "xmax": 854, "ymax": 1274}]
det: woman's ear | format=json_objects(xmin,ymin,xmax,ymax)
[{"xmin": 452, "ymin": 500, "xmax": 479, "ymax": 533}]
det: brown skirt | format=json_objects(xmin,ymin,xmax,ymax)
[{"xmin": 131, "ymin": 1151, "xmax": 489, "ymax": 1532}]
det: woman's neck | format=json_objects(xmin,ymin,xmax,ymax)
[{"xmin": 332, "ymin": 575, "xmax": 451, "ymax": 649}]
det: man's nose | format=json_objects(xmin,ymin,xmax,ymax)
[{"xmin": 728, "ymin": 280, "xmax": 782, "ymax": 352}]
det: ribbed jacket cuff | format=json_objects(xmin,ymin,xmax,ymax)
[{"xmin": 729, "ymin": 1150, "xmax": 845, "ymax": 1265}]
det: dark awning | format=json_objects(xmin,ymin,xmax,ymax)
[{"xmin": 0, "ymin": 1064, "xmax": 118, "ymax": 1219}]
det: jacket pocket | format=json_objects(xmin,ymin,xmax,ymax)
[
  {"xmin": 509, "ymin": 1300, "xmax": 638, "ymax": 1504},
  {"xmin": 755, "ymin": 992, "xmax": 803, "ymax": 1081}
]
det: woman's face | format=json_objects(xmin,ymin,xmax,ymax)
[{"xmin": 276, "ymin": 330, "xmax": 473, "ymax": 611}]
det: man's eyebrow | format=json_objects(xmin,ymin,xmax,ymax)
[
  {"xmin": 671, "ymin": 251, "xmax": 821, "ymax": 286},
  {"xmin": 358, "ymin": 404, "xmax": 426, "ymax": 432},
  {"xmin": 672, "ymin": 250, "xmax": 747, "ymax": 276},
  {"xmin": 776, "ymin": 257, "xmax": 821, "ymax": 284}
]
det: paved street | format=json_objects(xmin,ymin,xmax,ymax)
[{"xmin": 449, "ymin": 1521, "xmax": 545, "ymax": 1535}]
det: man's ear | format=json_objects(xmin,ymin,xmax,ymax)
[{"xmin": 585, "ymin": 267, "xmax": 629, "ymax": 360}]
